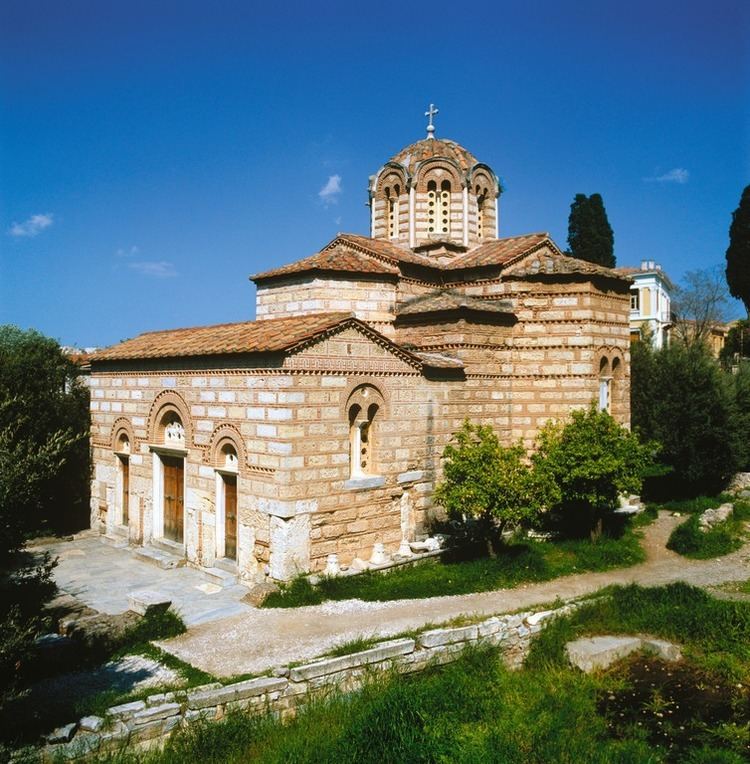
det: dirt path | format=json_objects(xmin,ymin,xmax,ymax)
[{"xmin": 158, "ymin": 513, "xmax": 750, "ymax": 677}]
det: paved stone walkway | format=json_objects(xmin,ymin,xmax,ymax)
[
  {"xmin": 34, "ymin": 533, "xmax": 251, "ymax": 626},
  {"xmin": 158, "ymin": 513, "xmax": 750, "ymax": 677}
]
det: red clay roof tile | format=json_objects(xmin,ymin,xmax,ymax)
[{"xmin": 91, "ymin": 313, "xmax": 355, "ymax": 362}]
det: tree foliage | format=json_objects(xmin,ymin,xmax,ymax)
[
  {"xmin": 725, "ymin": 184, "xmax": 750, "ymax": 316},
  {"xmin": 532, "ymin": 406, "xmax": 652, "ymax": 539},
  {"xmin": 0, "ymin": 325, "xmax": 91, "ymax": 557},
  {"xmin": 566, "ymin": 193, "xmax": 615, "ymax": 268},
  {"xmin": 719, "ymin": 319, "xmax": 750, "ymax": 367},
  {"xmin": 671, "ymin": 266, "xmax": 730, "ymax": 348},
  {"xmin": 630, "ymin": 340, "xmax": 742, "ymax": 497},
  {"xmin": 434, "ymin": 421, "xmax": 556, "ymax": 552}
]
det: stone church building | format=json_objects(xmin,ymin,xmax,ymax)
[{"xmin": 89, "ymin": 123, "xmax": 632, "ymax": 584}]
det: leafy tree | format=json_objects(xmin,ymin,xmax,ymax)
[
  {"xmin": 566, "ymin": 193, "xmax": 615, "ymax": 268},
  {"xmin": 532, "ymin": 406, "xmax": 652, "ymax": 540},
  {"xmin": 435, "ymin": 421, "xmax": 556, "ymax": 555},
  {"xmin": 0, "ymin": 325, "xmax": 90, "ymax": 553},
  {"xmin": 630, "ymin": 340, "xmax": 742, "ymax": 497},
  {"xmin": 671, "ymin": 266, "xmax": 730, "ymax": 348},
  {"xmin": 719, "ymin": 318, "xmax": 750, "ymax": 367},
  {"xmin": 725, "ymin": 184, "xmax": 750, "ymax": 316}
]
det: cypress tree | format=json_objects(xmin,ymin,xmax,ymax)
[
  {"xmin": 725, "ymin": 185, "xmax": 750, "ymax": 316},
  {"xmin": 567, "ymin": 193, "xmax": 615, "ymax": 268}
]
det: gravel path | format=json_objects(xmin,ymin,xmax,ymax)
[{"xmin": 158, "ymin": 512, "xmax": 750, "ymax": 677}]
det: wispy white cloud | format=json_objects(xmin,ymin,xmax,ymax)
[
  {"xmin": 319, "ymin": 174, "xmax": 342, "ymax": 206},
  {"xmin": 115, "ymin": 245, "xmax": 139, "ymax": 258},
  {"xmin": 127, "ymin": 260, "xmax": 177, "ymax": 278},
  {"xmin": 9, "ymin": 213, "xmax": 54, "ymax": 237},
  {"xmin": 644, "ymin": 168, "xmax": 690, "ymax": 184}
]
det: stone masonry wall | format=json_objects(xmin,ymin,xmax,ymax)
[
  {"xmin": 255, "ymin": 277, "xmax": 397, "ymax": 327},
  {"xmin": 42, "ymin": 602, "xmax": 577, "ymax": 762}
]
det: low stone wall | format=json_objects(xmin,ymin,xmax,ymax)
[{"xmin": 42, "ymin": 602, "xmax": 577, "ymax": 761}]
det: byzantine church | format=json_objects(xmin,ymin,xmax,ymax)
[{"xmin": 89, "ymin": 110, "xmax": 631, "ymax": 583}]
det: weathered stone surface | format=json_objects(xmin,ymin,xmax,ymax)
[
  {"xmin": 107, "ymin": 700, "xmax": 146, "ymax": 719},
  {"xmin": 241, "ymin": 581, "xmax": 279, "ymax": 608},
  {"xmin": 187, "ymin": 676, "xmax": 287, "ymax": 709},
  {"xmin": 698, "ymin": 503, "xmax": 733, "ymax": 531},
  {"xmin": 146, "ymin": 691, "xmax": 175, "ymax": 707},
  {"xmin": 79, "ymin": 715, "xmax": 104, "ymax": 732},
  {"xmin": 477, "ymin": 616, "xmax": 501, "ymax": 637},
  {"xmin": 566, "ymin": 636, "xmax": 642, "ymax": 673},
  {"xmin": 418, "ymin": 625, "xmax": 478, "ymax": 648},
  {"xmin": 127, "ymin": 589, "xmax": 172, "ymax": 616},
  {"xmin": 130, "ymin": 702, "xmax": 181, "ymax": 725},
  {"xmin": 526, "ymin": 610, "xmax": 554, "ymax": 626},
  {"xmin": 642, "ymin": 638, "xmax": 682, "ymax": 662},
  {"xmin": 289, "ymin": 638, "xmax": 416, "ymax": 681},
  {"xmin": 47, "ymin": 722, "xmax": 77, "ymax": 744}
]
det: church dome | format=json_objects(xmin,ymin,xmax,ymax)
[{"xmin": 389, "ymin": 138, "xmax": 479, "ymax": 174}]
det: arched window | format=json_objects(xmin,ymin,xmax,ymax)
[
  {"xmin": 598, "ymin": 357, "xmax": 611, "ymax": 412},
  {"xmin": 114, "ymin": 432, "xmax": 130, "ymax": 526},
  {"xmin": 476, "ymin": 184, "xmax": 487, "ymax": 239},
  {"xmin": 611, "ymin": 357, "xmax": 623, "ymax": 415},
  {"xmin": 386, "ymin": 184, "xmax": 400, "ymax": 239},
  {"xmin": 346, "ymin": 385, "xmax": 384, "ymax": 479},
  {"xmin": 427, "ymin": 179, "xmax": 451, "ymax": 235}
]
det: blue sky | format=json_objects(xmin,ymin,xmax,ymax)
[{"xmin": 1, "ymin": 0, "xmax": 748, "ymax": 347}]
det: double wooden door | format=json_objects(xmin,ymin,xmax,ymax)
[
  {"xmin": 119, "ymin": 455, "xmax": 129, "ymax": 525},
  {"xmin": 162, "ymin": 456, "xmax": 184, "ymax": 543},
  {"xmin": 224, "ymin": 475, "xmax": 237, "ymax": 560}
]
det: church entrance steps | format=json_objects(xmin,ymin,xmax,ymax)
[
  {"xmin": 132, "ymin": 545, "xmax": 186, "ymax": 570},
  {"xmin": 199, "ymin": 565, "xmax": 237, "ymax": 588}
]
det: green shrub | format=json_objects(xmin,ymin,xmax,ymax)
[
  {"xmin": 666, "ymin": 500, "xmax": 749, "ymax": 559},
  {"xmin": 533, "ymin": 405, "xmax": 653, "ymax": 539},
  {"xmin": 631, "ymin": 341, "xmax": 743, "ymax": 498},
  {"xmin": 434, "ymin": 421, "xmax": 556, "ymax": 554}
]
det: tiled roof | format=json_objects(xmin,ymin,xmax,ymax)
[
  {"xmin": 397, "ymin": 290, "xmax": 514, "ymax": 317},
  {"xmin": 389, "ymin": 138, "xmax": 479, "ymax": 173},
  {"xmin": 91, "ymin": 313, "xmax": 355, "ymax": 362},
  {"xmin": 252, "ymin": 243, "xmax": 399, "ymax": 281},
  {"xmin": 509, "ymin": 253, "xmax": 629, "ymax": 280},
  {"xmin": 444, "ymin": 233, "xmax": 552, "ymax": 270}
]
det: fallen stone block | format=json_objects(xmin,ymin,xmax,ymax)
[
  {"xmin": 526, "ymin": 610, "xmax": 555, "ymax": 627},
  {"xmin": 242, "ymin": 581, "xmax": 280, "ymax": 607},
  {"xmin": 642, "ymin": 638, "xmax": 682, "ymax": 662},
  {"xmin": 566, "ymin": 636, "xmax": 643, "ymax": 673},
  {"xmin": 127, "ymin": 590, "xmax": 172, "ymax": 617},
  {"xmin": 79, "ymin": 715, "xmax": 104, "ymax": 732},
  {"xmin": 47, "ymin": 722, "xmax": 77, "ymax": 744},
  {"xmin": 289, "ymin": 638, "xmax": 416, "ymax": 682}
]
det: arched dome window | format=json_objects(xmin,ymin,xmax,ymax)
[
  {"xmin": 385, "ymin": 184, "xmax": 400, "ymax": 239},
  {"xmin": 428, "ymin": 179, "xmax": 451, "ymax": 235}
]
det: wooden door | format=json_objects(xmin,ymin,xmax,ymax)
[
  {"xmin": 120, "ymin": 456, "xmax": 130, "ymax": 525},
  {"xmin": 224, "ymin": 475, "xmax": 237, "ymax": 560},
  {"xmin": 162, "ymin": 456, "xmax": 184, "ymax": 543}
]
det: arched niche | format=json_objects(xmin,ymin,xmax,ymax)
[{"xmin": 147, "ymin": 390, "xmax": 191, "ymax": 449}]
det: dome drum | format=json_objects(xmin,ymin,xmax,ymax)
[{"xmin": 369, "ymin": 138, "xmax": 501, "ymax": 252}]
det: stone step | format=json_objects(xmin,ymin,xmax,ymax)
[
  {"xmin": 200, "ymin": 566, "xmax": 237, "ymax": 588},
  {"xmin": 101, "ymin": 533, "xmax": 129, "ymax": 549},
  {"xmin": 132, "ymin": 545, "xmax": 186, "ymax": 570}
]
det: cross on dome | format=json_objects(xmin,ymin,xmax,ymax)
[{"xmin": 425, "ymin": 103, "xmax": 439, "ymax": 139}]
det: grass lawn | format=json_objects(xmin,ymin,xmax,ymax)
[
  {"xmin": 663, "ymin": 496, "xmax": 750, "ymax": 559},
  {"xmin": 263, "ymin": 524, "xmax": 646, "ymax": 608},
  {"xmin": 109, "ymin": 584, "xmax": 750, "ymax": 763}
]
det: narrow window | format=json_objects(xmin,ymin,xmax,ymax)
[
  {"xmin": 387, "ymin": 184, "xmax": 400, "ymax": 239},
  {"xmin": 598, "ymin": 358, "xmax": 611, "ymax": 413},
  {"xmin": 427, "ymin": 180, "xmax": 437, "ymax": 233},
  {"xmin": 349, "ymin": 403, "xmax": 379, "ymax": 478},
  {"xmin": 476, "ymin": 186, "xmax": 486, "ymax": 239},
  {"xmin": 439, "ymin": 180, "xmax": 451, "ymax": 234},
  {"xmin": 630, "ymin": 289, "xmax": 640, "ymax": 312}
]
